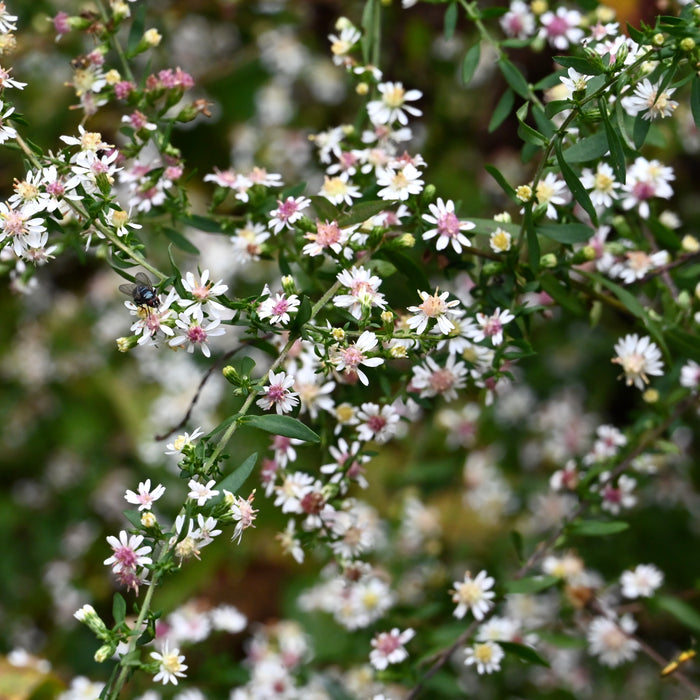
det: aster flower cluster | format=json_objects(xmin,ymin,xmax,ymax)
[{"xmin": 5, "ymin": 1, "xmax": 700, "ymax": 699}]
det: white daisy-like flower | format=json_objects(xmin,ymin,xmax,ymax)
[
  {"xmin": 407, "ymin": 288, "xmax": 461, "ymax": 335},
  {"xmin": 187, "ymin": 478, "xmax": 220, "ymax": 506},
  {"xmin": 369, "ymin": 627, "xmax": 415, "ymax": 670},
  {"xmin": 318, "ymin": 175, "xmax": 362, "ymax": 206},
  {"xmin": 680, "ymin": 360, "xmax": 700, "ymax": 391},
  {"xmin": 333, "ymin": 266, "xmax": 387, "ymax": 319},
  {"xmin": 470, "ymin": 307, "xmax": 515, "ymax": 346},
  {"xmin": 422, "ymin": 197, "xmax": 474, "ymax": 254},
  {"xmin": 451, "ymin": 569, "xmax": 496, "ymax": 620},
  {"xmin": 367, "ymin": 81, "xmax": 422, "ymax": 126},
  {"xmin": 620, "ymin": 563, "xmax": 663, "ymax": 599},
  {"xmin": 581, "ymin": 162, "xmax": 620, "ymax": 211},
  {"xmin": 151, "ymin": 643, "xmax": 188, "ymax": 685},
  {"xmin": 256, "ymin": 370, "xmax": 300, "ymax": 414},
  {"xmin": 257, "ymin": 286, "xmax": 300, "ymax": 326},
  {"xmin": 124, "ymin": 479, "xmax": 166, "ymax": 511},
  {"xmin": 464, "ymin": 640, "xmax": 505, "ymax": 675},
  {"xmin": 332, "ymin": 330, "xmax": 385, "ymax": 386},
  {"xmin": 587, "ymin": 614, "xmax": 639, "ymax": 667},
  {"xmin": 376, "ymin": 163, "xmax": 424, "ymax": 201},
  {"xmin": 535, "ymin": 172, "xmax": 570, "ymax": 219},
  {"xmin": 620, "ymin": 79, "xmax": 678, "ymax": 121},
  {"xmin": 611, "ymin": 333, "xmax": 664, "ymax": 390}
]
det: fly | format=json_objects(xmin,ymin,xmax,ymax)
[{"xmin": 119, "ymin": 272, "xmax": 160, "ymax": 311}]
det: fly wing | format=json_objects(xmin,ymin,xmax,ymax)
[
  {"xmin": 134, "ymin": 271, "xmax": 153, "ymax": 286},
  {"xmin": 118, "ymin": 283, "xmax": 137, "ymax": 295}
]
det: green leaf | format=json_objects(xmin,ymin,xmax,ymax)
[
  {"xmin": 498, "ymin": 57, "xmax": 530, "ymax": 99},
  {"xmin": 536, "ymin": 222, "xmax": 593, "ymax": 244},
  {"xmin": 510, "ymin": 530, "xmax": 524, "ymax": 562},
  {"xmin": 503, "ymin": 575, "xmax": 559, "ymax": 595},
  {"xmin": 123, "ymin": 509, "xmax": 143, "ymax": 530},
  {"xmin": 444, "ymin": 2, "xmax": 458, "ymax": 40},
  {"xmin": 667, "ymin": 328, "xmax": 700, "ymax": 363},
  {"xmin": 337, "ymin": 199, "xmax": 387, "ymax": 227},
  {"xmin": 309, "ymin": 195, "xmax": 340, "ymax": 222},
  {"xmin": 524, "ymin": 208, "xmax": 539, "ymax": 271},
  {"xmin": 568, "ymin": 520, "xmax": 629, "ymax": 536},
  {"xmin": 484, "ymin": 164, "xmax": 516, "ymax": 199},
  {"xmin": 518, "ymin": 120, "xmax": 548, "ymax": 148},
  {"xmin": 289, "ymin": 295, "xmax": 312, "ymax": 334},
  {"xmin": 112, "ymin": 593, "xmax": 127, "ymax": 624},
  {"xmin": 461, "ymin": 42, "xmax": 481, "ymax": 86},
  {"xmin": 691, "ymin": 76, "xmax": 700, "ymax": 130},
  {"xmin": 545, "ymin": 99, "xmax": 572, "ymax": 118},
  {"xmin": 654, "ymin": 596, "xmax": 700, "ymax": 634},
  {"xmin": 553, "ymin": 55, "xmax": 604, "ymax": 75},
  {"xmin": 499, "ymin": 642, "xmax": 550, "ymax": 668},
  {"xmin": 127, "ymin": 3, "xmax": 147, "ymax": 56},
  {"xmin": 162, "ymin": 227, "xmax": 200, "ymax": 255},
  {"xmin": 539, "ymin": 274, "xmax": 586, "ymax": 316},
  {"xmin": 215, "ymin": 453, "xmax": 258, "ymax": 497},
  {"xmin": 562, "ymin": 130, "xmax": 609, "ymax": 164},
  {"xmin": 600, "ymin": 99, "xmax": 626, "ymax": 184},
  {"xmin": 489, "ymin": 88, "xmax": 514, "ymax": 132},
  {"xmin": 554, "ymin": 139, "xmax": 598, "ymax": 225},
  {"xmin": 379, "ymin": 249, "xmax": 431, "ymax": 292},
  {"xmin": 179, "ymin": 214, "xmax": 224, "ymax": 233},
  {"xmin": 243, "ymin": 414, "xmax": 320, "ymax": 443},
  {"xmin": 633, "ymin": 116, "xmax": 651, "ymax": 149}
]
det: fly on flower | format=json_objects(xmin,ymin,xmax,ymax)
[{"xmin": 119, "ymin": 272, "xmax": 160, "ymax": 312}]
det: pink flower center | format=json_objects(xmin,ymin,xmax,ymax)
[
  {"xmin": 367, "ymin": 414, "xmax": 387, "ymax": 433},
  {"xmin": 315, "ymin": 221, "xmax": 342, "ymax": 247},
  {"xmin": 277, "ymin": 197, "xmax": 299, "ymax": 220},
  {"xmin": 187, "ymin": 325, "xmax": 207, "ymax": 344},
  {"xmin": 482, "ymin": 316, "xmax": 502, "ymax": 337},
  {"xmin": 341, "ymin": 345, "xmax": 364, "ymax": 369},
  {"xmin": 3, "ymin": 210, "xmax": 26, "ymax": 235},
  {"xmin": 429, "ymin": 368, "xmax": 455, "ymax": 393},
  {"xmin": 272, "ymin": 298, "xmax": 289, "ymax": 316},
  {"xmin": 113, "ymin": 544, "xmax": 138, "ymax": 570},
  {"xmin": 267, "ymin": 383, "xmax": 287, "ymax": 403},
  {"xmin": 546, "ymin": 16, "xmax": 569, "ymax": 37},
  {"xmin": 437, "ymin": 211, "xmax": 461, "ymax": 238},
  {"xmin": 603, "ymin": 485, "xmax": 622, "ymax": 504},
  {"xmin": 632, "ymin": 181, "xmax": 656, "ymax": 201},
  {"xmin": 375, "ymin": 632, "xmax": 401, "ymax": 654}
]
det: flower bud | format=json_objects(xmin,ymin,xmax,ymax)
[
  {"xmin": 540, "ymin": 253, "xmax": 558, "ymax": 268},
  {"xmin": 356, "ymin": 82, "xmax": 369, "ymax": 96},
  {"xmin": 515, "ymin": 184, "xmax": 532, "ymax": 202},
  {"xmin": 681, "ymin": 234, "xmax": 700, "ymax": 253},
  {"xmin": 141, "ymin": 511, "xmax": 157, "ymax": 528},
  {"xmin": 395, "ymin": 233, "xmax": 416, "ymax": 248},
  {"xmin": 652, "ymin": 33, "xmax": 665, "ymax": 47},
  {"xmin": 116, "ymin": 336, "xmax": 138, "ymax": 352},
  {"xmin": 680, "ymin": 37, "xmax": 696, "ymax": 52},
  {"xmin": 331, "ymin": 327, "xmax": 346, "ymax": 342},
  {"xmin": 571, "ymin": 245, "xmax": 597, "ymax": 264},
  {"xmin": 281, "ymin": 275, "xmax": 297, "ymax": 296},
  {"xmin": 95, "ymin": 644, "xmax": 116, "ymax": 663},
  {"xmin": 642, "ymin": 388, "xmax": 659, "ymax": 404},
  {"xmin": 389, "ymin": 344, "xmax": 408, "ymax": 359},
  {"xmin": 223, "ymin": 365, "xmax": 241, "ymax": 385},
  {"xmin": 74, "ymin": 604, "xmax": 109, "ymax": 639}
]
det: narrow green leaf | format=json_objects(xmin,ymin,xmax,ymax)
[
  {"xmin": 600, "ymin": 99, "xmax": 626, "ymax": 184},
  {"xmin": 568, "ymin": 520, "xmax": 629, "ymax": 536},
  {"xmin": 510, "ymin": 530, "xmax": 524, "ymax": 562},
  {"xmin": 215, "ymin": 453, "xmax": 258, "ymax": 497},
  {"xmin": 243, "ymin": 414, "xmax": 320, "ymax": 443},
  {"xmin": 499, "ymin": 642, "xmax": 551, "ymax": 668},
  {"xmin": 531, "ymin": 103, "xmax": 555, "ymax": 138},
  {"xmin": 539, "ymin": 274, "xmax": 586, "ymax": 316},
  {"xmin": 162, "ymin": 227, "xmax": 200, "ymax": 255},
  {"xmin": 444, "ymin": 2, "xmax": 458, "ymax": 40},
  {"xmin": 524, "ymin": 208, "xmax": 539, "ymax": 272},
  {"xmin": 338, "ymin": 199, "xmax": 387, "ymax": 227},
  {"xmin": 554, "ymin": 139, "xmax": 598, "ymax": 225},
  {"xmin": 180, "ymin": 214, "xmax": 224, "ymax": 233},
  {"xmin": 553, "ymin": 55, "xmax": 604, "ymax": 75},
  {"xmin": 289, "ymin": 295, "xmax": 312, "ymax": 333},
  {"xmin": 654, "ymin": 596, "xmax": 700, "ymax": 634},
  {"xmin": 536, "ymin": 222, "xmax": 593, "ymax": 244},
  {"xmin": 489, "ymin": 88, "xmax": 514, "ymax": 132},
  {"xmin": 127, "ymin": 3, "xmax": 147, "ymax": 56},
  {"xmin": 498, "ymin": 57, "xmax": 530, "ymax": 99},
  {"xmin": 562, "ymin": 130, "xmax": 609, "ymax": 163},
  {"xmin": 545, "ymin": 99, "xmax": 572, "ymax": 119},
  {"xmin": 113, "ymin": 593, "xmax": 127, "ymax": 624},
  {"xmin": 484, "ymin": 164, "xmax": 517, "ymax": 199},
  {"xmin": 517, "ymin": 120, "xmax": 548, "ymax": 147},
  {"xmin": 633, "ymin": 116, "xmax": 651, "ymax": 149},
  {"xmin": 504, "ymin": 575, "xmax": 559, "ymax": 595},
  {"xmin": 691, "ymin": 76, "xmax": 700, "ymax": 130},
  {"xmin": 461, "ymin": 42, "xmax": 481, "ymax": 86},
  {"xmin": 309, "ymin": 195, "xmax": 339, "ymax": 222},
  {"xmin": 123, "ymin": 509, "xmax": 143, "ymax": 530},
  {"xmin": 379, "ymin": 249, "xmax": 431, "ymax": 292}
]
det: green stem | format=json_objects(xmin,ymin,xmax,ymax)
[{"xmin": 93, "ymin": 0, "xmax": 137, "ymax": 83}]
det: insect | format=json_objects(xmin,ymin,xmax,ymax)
[
  {"xmin": 660, "ymin": 648, "xmax": 696, "ymax": 677},
  {"xmin": 119, "ymin": 272, "xmax": 160, "ymax": 311}
]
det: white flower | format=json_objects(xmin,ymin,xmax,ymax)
[
  {"xmin": 356, "ymin": 402, "xmax": 401, "ymax": 443},
  {"xmin": 407, "ymin": 288, "xmax": 461, "ymax": 335},
  {"xmin": 422, "ymin": 198, "xmax": 474, "ymax": 254},
  {"xmin": 581, "ymin": 162, "xmax": 620, "ymax": 211},
  {"xmin": 257, "ymin": 287, "xmax": 300, "ymax": 326},
  {"xmin": 369, "ymin": 628, "xmax": 415, "ymax": 670},
  {"xmin": 187, "ymin": 478, "xmax": 220, "ymax": 506},
  {"xmin": 333, "ymin": 266, "xmax": 387, "ymax": 319},
  {"xmin": 587, "ymin": 615, "xmax": 639, "ymax": 667},
  {"xmin": 470, "ymin": 307, "xmax": 515, "ymax": 346},
  {"xmin": 151, "ymin": 643, "xmax": 188, "ymax": 685},
  {"xmin": 318, "ymin": 175, "xmax": 362, "ymax": 206},
  {"xmin": 620, "ymin": 564, "xmax": 664, "ymax": 599},
  {"xmin": 332, "ymin": 330, "xmax": 384, "ymax": 386},
  {"xmin": 411, "ymin": 355, "xmax": 467, "ymax": 401},
  {"xmin": 621, "ymin": 79, "xmax": 678, "ymax": 120},
  {"xmin": 611, "ymin": 334, "xmax": 664, "ymax": 390},
  {"xmin": 559, "ymin": 67, "xmax": 591, "ymax": 98},
  {"xmin": 464, "ymin": 641, "xmax": 505, "ymax": 674},
  {"xmin": 367, "ymin": 81, "xmax": 422, "ymax": 126},
  {"xmin": 539, "ymin": 7, "xmax": 584, "ymax": 50},
  {"xmin": 256, "ymin": 370, "xmax": 299, "ymax": 414},
  {"xmin": 621, "ymin": 157, "xmax": 674, "ymax": 219},
  {"xmin": 680, "ymin": 360, "xmax": 700, "ymax": 391},
  {"xmin": 168, "ymin": 311, "xmax": 226, "ymax": 358},
  {"xmin": 376, "ymin": 163, "xmax": 424, "ymax": 201},
  {"xmin": 500, "ymin": 0, "xmax": 535, "ymax": 39},
  {"xmin": 535, "ymin": 172, "xmax": 570, "ymax": 219},
  {"xmin": 451, "ymin": 569, "xmax": 496, "ymax": 620},
  {"xmin": 124, "ymin": 479, "xmax": 166, "ymax": 511}
]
